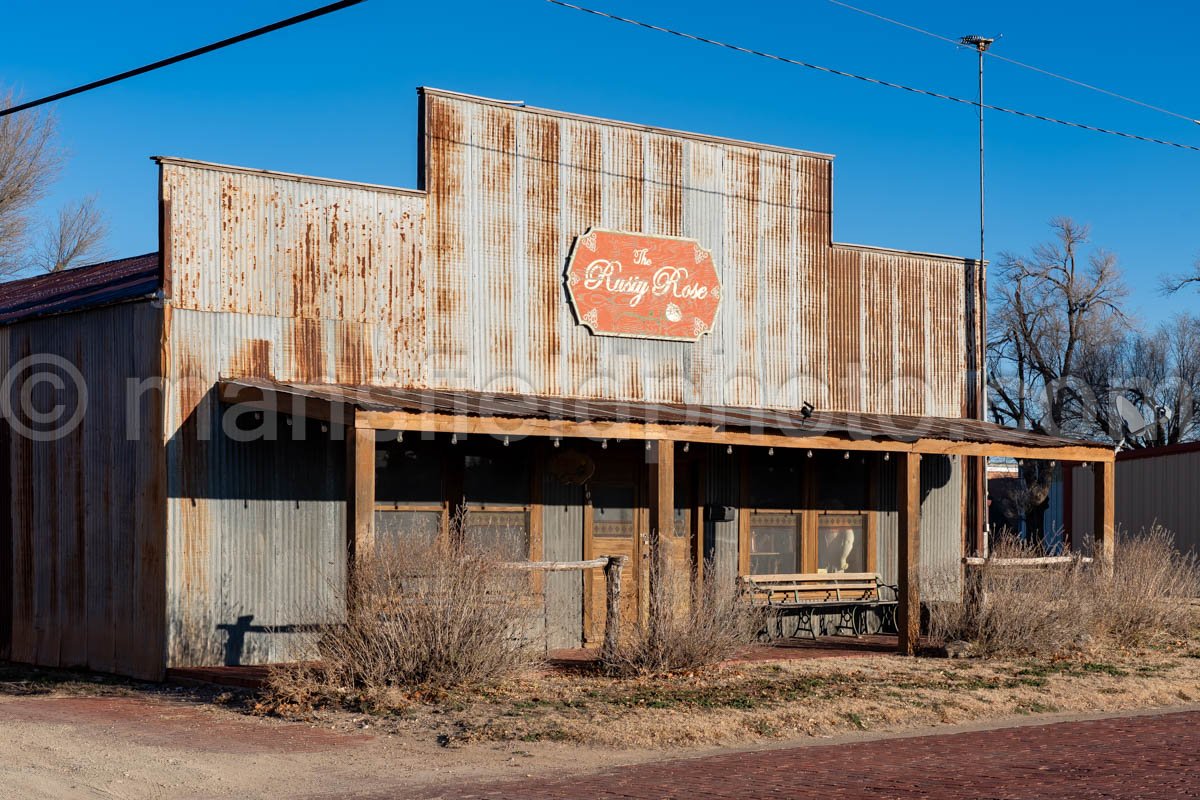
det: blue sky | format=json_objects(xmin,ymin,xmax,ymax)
[{"xmin": 3, "ymin": 0, "xmax": 1198, "ymax": 322}]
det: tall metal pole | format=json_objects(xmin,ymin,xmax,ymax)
[{"xmin": 961, "ymin": 34, "xmax": 994, "ymax": 555}]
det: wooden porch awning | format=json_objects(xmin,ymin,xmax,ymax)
[{"xmin": 218, "ymin": 378, "xmax": 1115, "ymax": 462}]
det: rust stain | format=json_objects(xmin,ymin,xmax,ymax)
[
  {"xmin": 482, "ymin": 105, "xmax": 517, "ymax": 389},
  {"xmin": 286, "ymin": 317, "xmax": 326, "ymax": 383},
  {"xmin": 524, "ymin": 114, "xmax": 561, "ymax": 396},
  {"xmin": 174, "ymin": 350, "xmax": 211, "ymax": 599},
  {"xmin": 229, "ymin": 338, "xmax": 273, "ymax": 380},
  {"xmin": 334, "ymin": 321, "xmax": 373, "ymax": 385}
]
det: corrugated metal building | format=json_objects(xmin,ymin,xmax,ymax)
[
  {"xmin": 1064, "ymin": 444, "xmax": 1200, "ymax": 557},
  {"xmin": 0, "ymin": 89, "xmax": 1115, "ymax": 678}
]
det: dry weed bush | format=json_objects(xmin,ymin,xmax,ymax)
[
  {"xmin": 267, "ymin": 536, "xmax": 540, "ymax": 710},
  {"xmin": 929, "ymin": 526, "xmax": 1198, "ymax": 657},
  {"xmin": 602, "ymin": 558, "xmax": 762, "ymax": 675}
]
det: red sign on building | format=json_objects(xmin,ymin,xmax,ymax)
[{"xmin": 564, "ymin": 228, "xmax": 721, "ymax": 342}]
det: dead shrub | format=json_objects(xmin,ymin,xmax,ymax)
[
  {"xmin": 1101, "ymin": 526, "xmax": 1200, "ymax": 645},
  {"xmin": 929, "ymin": 526, "xmax": 1199, "ymax": 657},
  {"xmin": 266, "ymin": 533, "xmax": 540, "ymax": 710},
  {"xmin": 602, "ymin": 557, "xmax": 762, "ymax": 675}
]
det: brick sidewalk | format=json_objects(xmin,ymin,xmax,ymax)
[{"xmin": 411, "ymin": 711, "xmax": 1200, "ymax": 799}]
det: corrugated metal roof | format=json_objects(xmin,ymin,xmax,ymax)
[
  {"xmin": 0, "ymin": 253, "xmax": 161, "ymax": 325},
  {"xmin": 220, "ymin": 377, "xmax": 1110, "ymax": 453}
]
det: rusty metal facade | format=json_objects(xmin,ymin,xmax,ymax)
[
  {"xmin": 0, "ymin": 303, "xmax": 167, "ymax": 679},
  {"xmin": 159, "ymin": 159, "xmax": 426, "ymax": 666},
  {"xmin": 421, "ymin": 89, "xmax": 977, "ymax": 416},
  {"xmin": 2, "ymin": 89, "xmax": 991, "ymax": 673}
]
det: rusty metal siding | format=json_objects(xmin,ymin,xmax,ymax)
[
  {"xmin": 163, "ymin": 309, "xmax": 353, "ymax": 666},
  {"xmin": 541, "ymin": 476, "xmax": 584, "ymax": 649},
  {"xmin": 0, "ymin": 302, "xmax": 167, "ymax": 679},
  {"xmin": 421, "ymin": 90, "xmax": 974, "ymax": 416},
  {"xmin": 159, "ymin": 160, "xmax": 425, "ymax": 666},
  {"xmin": 159, "ymin": 159, "xmax": 427, "ymax": 387},
  {"xmin": 878, "ymin": 455, "xmax": 963, "ymax": 601}
]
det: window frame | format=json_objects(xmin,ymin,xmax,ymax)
[{"xmin": 739, "ymin": 450, "xmax": 879, "ymax": 576}]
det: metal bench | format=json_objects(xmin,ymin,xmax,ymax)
[{"xmin": 739, "ymin": 572, "xmax": 898, "ymax": 639}]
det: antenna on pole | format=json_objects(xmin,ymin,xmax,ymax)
[{"xmin": 960, "ymin": 34, "xmax": 994, "ymax": 274}]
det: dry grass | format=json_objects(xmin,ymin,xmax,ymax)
[
  {"xmin": 258, "ymin": 628, "xmax": 1200, "ymax": 750},
  {"xmin": 600, "ymin": 558, "xmax": 762, "ymax": 676},
  {"xmin": 929, "ymin": 527, "xmax": 1199, "ymax": 657},
  {"xmin": 266, "ymin": 537, "xmax": 540, "ymax": 711}
]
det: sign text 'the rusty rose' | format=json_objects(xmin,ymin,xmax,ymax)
[{"xmin": 564, "ymin": 228, "xmax": 721, "ymax": 342}]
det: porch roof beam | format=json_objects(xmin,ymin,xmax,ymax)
[
  {"xmin": 217, "ymin": 382, "xmax": 1113, "ymax": 463},
  {"xmin": 351, "ymin": 409, "xmax": 1115, "ymax": 463}
]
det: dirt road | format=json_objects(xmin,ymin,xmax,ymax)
[{"xmin": 2, "ymin": 693, "xmax": 1197, "ymax": 798}]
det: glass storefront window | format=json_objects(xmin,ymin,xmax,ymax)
[
  {"xmin": 374, "ymin": 509, "xmax": 442, "ymax": 555},
  {"xmin": 749, "ymin": 512, "xmax": 801, "ymax": 575},
  {"xmin": 463, "ymin": 510, "xmax": 530, "ymax": 562},
  {"xmin": 592, "ymin": 484, "xmax": 636, "ymax": 539},
  {"xmin": 816, "ymin": 513, "xmax": 867, "ymax": 573}
]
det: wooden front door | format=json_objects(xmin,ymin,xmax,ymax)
[{"xmin": 584, "ymin": 479, "xmax": 642, "ymax": 643}]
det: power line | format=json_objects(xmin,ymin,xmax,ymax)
[
  {"xmin": 0, "ymin": 0, "xmax": 367, "ymax": 119},
  {"xmin": 544, "ymin": 0, "xmax": 1200, "ymax": 153},
  {"xmin": 825, "ymin": 0, "xmax": 1200, "ymax": 126}
]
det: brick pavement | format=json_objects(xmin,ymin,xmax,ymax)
[{"xmin": 411, "ymin": 711, "xmax": 1200, "ymax": 799}]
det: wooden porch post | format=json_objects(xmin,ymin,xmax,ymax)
[
  {"xmin": 346, "ymin": 418, "xmax": 376, "ymax": 565},
  {"xmin": 647, "ymin": 440, "xmax": 675, "ymax": 628},
  {"xmin": 896, "ymin": 451, "xmax": 921, "ymax": 656},
  {"xmin": 1093, "ymin": 459, "xmax": 1116, "ymax": 571}
]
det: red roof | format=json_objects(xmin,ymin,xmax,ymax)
[{"xmin": 0, "ymin": 253, "xmax": 161, "ymax": 325}]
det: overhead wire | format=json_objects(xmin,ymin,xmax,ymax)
[
  {"xmin": 544, "ymin": 0, "xmax": 1200, "ymax": 152},
  {"xmin": 825, "ymin": 0, "xmax": 1200, "ymax": 126},
  {"xmin": 0, "ymin": 0, "xmax": 367, "ymax": 119}
]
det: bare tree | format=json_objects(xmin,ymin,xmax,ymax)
[
  {"xmin": 1112, "ymin": 314, "xmax": 1200, "ymax": 447},
  {"xmin": 0, "ymin": 94, "xmax": 61, "ymax": 276},
  {"xmin": 1160, "ymin": 257, "xmax": 1200, "ymax": 295},
  {"xmin": 988, "ymin": 217, "xmax": 1129, "ymax": 441},
  {"xmin": 987, "ymin": 218, "xmax": 1129, "ymax": 538},
  {"xmin": 31, "ymin": 195, "xmax": 108, "ymax": 272},
  {"xmin": 0, "ymin": 92, "xmax": 107, "ymax": 277}
]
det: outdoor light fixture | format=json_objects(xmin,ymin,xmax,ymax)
[
  {"xmin": 320, "ymin": 424, "xmax": 328, "ymax": 433},
  {"xmin": 800, "ymin": 401, "xmax": 814, "ymax": 419},
  {"xmin": 553, "ymin": 438, "xmax": 561, "ymax": 448},
  {"xmin": 602, "ymin": 440, "xmax": 608, "ymax": 449},
  {"xmin": 807, "ymin": 450, "xmax": 813, "ymax": 458},
  {"xmin": 646, "ymin": 441, "xmax": 652, "ymax": 450},
  {"xmin": 451, "ymin": 434, "xmax": 458, "ymax": 445},
  {"xmin": 503, "ymin": 436, "xmax": 511, "ymax": 447},
  {"xmin": 397, "ymin": 431, "xmax": 403, "ymax": 442},
  {"xmin": 285, "ymin": 417, "xmax": 292, "ymax": 427},
  {"xmin": 768, "ymin": 447, "xmax": 774, "ymax": 456},
  {"xmin": 727, "ymin": 445, "xmax": 733, "ymax": 455},
  {"xmin": 884, "ymin": 453, "xmax": 890, "ymax": 461},
  {"xmin": 844, "ymin": 451, "xmax": 850, "ymax": 460},
  {"xmin": 682, "ymin": 442, "xmax": 690, "ymax": 453}
]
